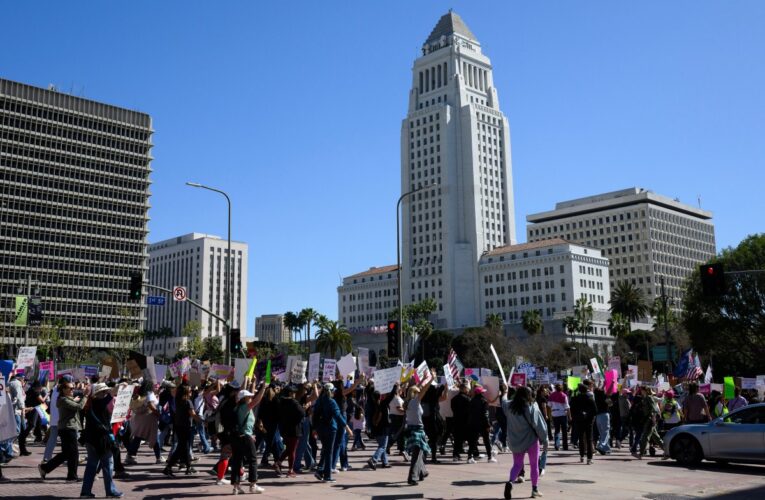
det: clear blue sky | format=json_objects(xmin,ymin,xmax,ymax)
[{"xmin": 3, "ymin": 1, "xmax": 763, "ymax": 333}]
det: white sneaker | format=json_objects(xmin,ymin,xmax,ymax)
[
  {"xmin": 232, "ymin": 485, "xmax": 245, "ymax": 495},
  {"xmin": 467, "ymin": 457, "xmax": 476, "ymax": 464},
  {"xmin": 215, "ymin": 478, "xmax": 230, "ymax": 485},
  {"xmin": 540, "ymin": 468, "xmax": 546, "ymax": 476},
  {"xmin": 488, "ymin": 457, "xmax": 498, "ymax": 463},
  {"xmin": 503, "ymin": 446, "xmax": 510, "ymax": 454},
  {"xmin": 250, "ymin": 484, "xmax": 264, "ymax": 494},
  {"xmin": 155, "ymin": 457, "xmax": 165, "ymax": 464}
]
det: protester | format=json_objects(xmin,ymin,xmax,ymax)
[
  {"xmin": 367, "ymin": 388, "xmax": 394, "ymax": 470},
  {"xmin": 467, "ymin": 385, "xmax": 495, "ymax": 463},
  {"xmin": 637, "ymin": 387, "xmax": 663, "ymax": 459},
  {"xmin": 126, "ymin": 380, "xmax": 161, "ymax": 465},
  {"xmin": 42, "ymin": 376, "xmax": 66, "ymax": 462},
  {"xmin": 387, "ymin": 384, "xmax": 407, "ymax": 460},
  {"xmin": 404, "ymin": 369, "xmax": 435, "ymax": 486},
  {"xmin": 660, "ymin": 390, "xmax": 682, "ymax": 433},
  {"xmin": 593, "ymin": 387, "xmax": 611, "ymax": 455},
  {"xmin": 230, "ymin": 378, "xmax": 267, "ymax": 495},
  {"xmin": 570, "ymin": 383, "xmax": 596, "ymax": 464},
  {"xmin": 502, "ymin": 385, "xmax": 548, "ymax": 499},
  {"xmin": 312, "ymin": 382, "xmax": 351, "ymax": 483},
  {"xmin": 276, "ymin": 384, "xmax": 305, "ymax": 477},
  {"xmin": 80, "ymin": 383, "xmax": 123, "ymax": 498},
  {"xmin": 39, "ymin": 379, "xmax": 89, "ymax": 481},
  {"xmin": 163, "ymin": 384, "xmax": 201, "ymax": 476},
  {"xmin": 548, "ymin": 383, "xmax": 570, "ymax": 451},
  {"xmin": 450, "ymin": 381, "xmax": 471, "ymax": 461},
  {"xmin": 726, "ymin": 387, "xmax": 747, "ymax": 412},
  {"xmin": 682, "ymin": 383, "xmax": 710, "ymax": 424}
]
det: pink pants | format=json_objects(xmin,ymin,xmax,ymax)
[{"xmin": 509, "ymin": 440, "xmax": 539, "ymax": 487}]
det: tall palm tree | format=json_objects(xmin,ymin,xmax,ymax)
[
  {"xmin": 609, "ymin": 281, "xmax": 649, "ymax": 332},
  {"xmin": 315, "ymin": 319, "xmax": 352, "ymax": 359},
  {"xmin": 574, "ymin": 297, "xmax": 594, "ymax": 347},
  {"xmin": 521, "ymin": 310, "xmax": 544, "ymax": 335},
  {"xmin": 485, "ymin": 313, "xmax": 504, "ymax": 333},
  {"xmin": 283, "ymin": 311, "xmax": 302, "ymax": 348},
  {"xmin": 299, "ymin": 308, "xmax": 318, "ymax": 353},
  {"xmin": 608, "ymin": 312, "xmax": 630, "ymax": 338}
]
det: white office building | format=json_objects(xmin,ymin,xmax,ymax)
[
  {"xmin": 146, "ymin": 233, "xmax": 248, "ymax": 355},
  {"xmin": 338, "ymin": 265, "xmax": 399, "ymax": 334},
  {"xmin": 401, "ymin": 11, "xmax": 517, "ymax": 329},
  {"xmin": 255, "ymin": 314, "xmax": 291, "ymax": 344},
  {"xmin": 526, "ymin": 188, "xmax": 716, "ymax": 307}
]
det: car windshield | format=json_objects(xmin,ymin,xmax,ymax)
[{"xmin": 722, "ymin": 406, "xmax": 765, "ymax": 424}]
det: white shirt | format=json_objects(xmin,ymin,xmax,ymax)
[{"xmin": 389, "ymin": 395, "xmax": 405, "ymax": 416}]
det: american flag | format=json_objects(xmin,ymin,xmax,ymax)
[
  {"xmin": 447, "ymin": 348, "xmax": 463, "ymax": 379},
  {"xmin": 684, "ymin": 352, "xmax": 703, "ymax": 381}
]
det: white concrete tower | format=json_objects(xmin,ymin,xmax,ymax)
[{"xmin": 401, "ymin": 11, "xmax": 516, "ymax": 329}]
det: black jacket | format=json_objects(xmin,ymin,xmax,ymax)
[
  {"xmin": 570, "ymin": 392, "xmax": 597, "ymax": 422},
  {"xmin": 278, "ymin": 397, "xmax": 305, "ymax": 438},
  {"xmin": 468, "ymin": 394, "xmax": 490, "ymax": 430},
  {"xmin": 451, "ymin": 392, "xmax": 471, "ymax": 421}
]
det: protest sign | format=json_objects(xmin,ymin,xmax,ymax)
[
  {"xmin": 211, "ymin": 364, "xmax": 231, "ymax": 379},
  {"xmin": 264, "ymin": 360, "xmax": 272, "ymax": 384},
  {"xmin": 590, "ymin": 358, "xmax": 602, "ymax": 374},
  {"xmin": 489, "ymin": 344, "xmax": 507, "ymax": 384},
  {"xmin": 358, "ymin": 348, "xmax": 370, "ymax": 376},
  {"xmin": 605, "ymin": 369, "xmax": 618, "ymax": 395},
  {"xmin": 413, "ymin": 361, "xmax": 432, "ymax": 385},
  {"xmin": 291, "ymin": 360, "xmax": 308, "ymax": 384},
  {"xmin": 234, "ymin": 358, "xmax": 251, "ymax": 383},
  {"xmin": 481, "ymin": 375, "xmax": 500, "ymax": 406},
  {"xmin": 517, "ymin": 362, "xmax": 536, "ymax": 380},
  {"xmin": 510, "ymin": 372, "xmax": 526, "ymax": 387},
  {"xmin": 39, "ymin": 361, "xmax": 55, "ymax": 381},
  {"xmin": 144, "ymin": 356, "xmax": 157, "ymax": 382},
  {"xmin": 710, "ymin": 383, "xmax": 723, "ymax": 393},
  {"xmin": 572, "ymin": 365, "xmax": 588, "ymax": 379},
  {"xmin": 637, "ymin": 360, "xmax": 652, "ymax": 382},
  {"xmin": 480, "ymin": 368, "xmax": 493, "ymax": 378},
  {"xmin": 373, "ymin": 366, "xmax": 400, "ymax": 394},
  {"xmin": 626, "ymin": 364, "xmax": 638, "ymax": 380},
  {"xmin": 126, "ymin": 351, "xmax": 147, "ymax": 379},
  {"xmin": 81, "ymin": 364, "xmax": 99, "ymax": 379},
  {"xmin": 567, "ymin": 376, "xmax": 581, "ymax": 390},
  {"xmin": 515, "ymin": 356, "xmax": 524, "ymax": 368},
  {"xmin": 443, "ymin": 364, "xmax": 456, "ymax": 389},
  {"xmin": 723, "ymin": 376, "xmax": 735, "ymax": 399},
  {"xmin": 741, "ymin": 378, "xmax": 757, "ymax": 390},
  {"xmin": 657, "ymin": 382, "xmax": 671, "ymax": 392},
  {"xmin": 756, "ymin": 375, "xmax": 765, "ymax": 388},
  {"xmin": 308, "ymin": 353, "xmax": 321, "ymax": 381},
  {"xmin": 400, "ymin": 362, "xmax": 415, "ymax": 383},
  {"xmin": 286, "ymin": 356, "xmax": 300, "ymax": 380},
  {"xmin": 336, "ymin": 354, "xmax": 356, "ymax": 378},
  {"xmin": 607, "ymin": 356, "xmax": 622, "ymax": 378},
  {"xmin": 155, "ymin": 365, "xmax": 167, "ymax": 382},
  {"xmin": 0, "ymin": 361, "xmax": 13, "ymax": 382},
  {"xmin": 110, "ymin": 384, "xmax": 136, "ymax": 424},
  {"xmin": 322, "ymin": 359, "xmax": 336, "ymax": 382},
  {"xmin": 102, "ymin": 357, "xmax": 120, "ymax": 380},
  {"xmin": 0, "ymin": 376, "xmax": 18, "ymax": 443},
  {"xmin": 189, "ymin": 370, "xmax": 202, "ymax": 388},
  {"xmin": 465, "ymin": 368, "xmax": 480, "ymax": 381},
  {"xmin": 99, "ymin": 365, "xmax": 112, "ymax": 380},
  {"xmin": 16, "ymin": 347, "xmax": 36, "ymax": 371},
  {"xmin": 200, "ymin": 362, "xmax": 211, "ymax": 379}
]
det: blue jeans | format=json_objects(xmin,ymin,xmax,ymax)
[
  {"xmin": 81, "ymin": 443, "xmax": 121, "ymax": 496},
  {"xmin": 44, "ymin": 426, "xmax": 59, "ymax": 461},
  {"xmin": 294, "ymin": 418, "xmax": 313, "ymax": 472},
  {"xmin": 352, "ymin": 429, "xmax": 364, "ymax": 449},
  {"xmin": 539, "ymin": 449, "xmax": 547, "ymax": 470},
  {"xmin": 318, "ymin": 429, "xmax": 336, "ymax": 481},
  {"xmin": 595, "ymin": 413, "xmax": 610, "ymax": 453},
  {"xmin": 194, "ymin": 421, "xmax": 212, "ymax": 453},
  {"xmin": 332, "ymin": 429, "xmax": 348, "ymax": 469},
  {"xmin": 372, "ymin": 435, "xmax": 388, "ymax": 465}
]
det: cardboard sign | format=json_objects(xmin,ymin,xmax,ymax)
[
  {"xmin": 110, "ymin": 384, "xmax": 136, "ymax": 423},
  {"xmin": 480, "ymin": 375, "xmax": 500, "ymax": 406},
  {"xmin": 510, "ymin": 372, "xmax": 526, "ymax": 387},
  {"xmin": 358, "ymin": 348, "xmax": 370, "ymax": 376},
  {"xmin": 290, "ymin": 360, "xmax": 308, "ymax": 384},
  {"xmin": 637, "ymin": 360, "xmax": 652, "ymax": 382},
  {"xmin": 16, "ymin": 347, "xmax": 36, "ymax": 370},
  {"xmin": 308, "ymin": 353, "xmax": 321, "ymax": 382},
  {"xmin": 336, "ymin": 353, "xmax": 356, "ymax": 378},
  {"xmin": 373, "ymin": 366, "xmax": 401, "ymax": 394},
  {"xmin": 322, "ymin": 359, "xmax": 337, "ymax": 382}
]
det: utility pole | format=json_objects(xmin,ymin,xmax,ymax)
[{"xmin": 660, "ymin": 277, "xmax": 672, "ymax": 370}]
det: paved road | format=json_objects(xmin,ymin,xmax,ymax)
[{"xmin": 2, "ymin": 440, "xmax": 764, "ymax": 499}]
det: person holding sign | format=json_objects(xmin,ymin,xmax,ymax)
[
  {"xmin": 39, "ymin": 379, "xmax": 90, "ymax": 482},
  {"xmin": 404, "ymin": 367, "xmax": 435, "ymax": 486},
  {"xmin": 80, "ymin": 383, "xmax": 123, "ymax": 498},
  {"xmin": 163, "ymin": 384, "xmax": 203, "ymax": 477},
  {"xmin": 467, "ymin": 385, "xmax": 496, "ymax": 464},
  {"xmin": 230, "ymin": 377, "xmax": 268, "ymax": 495}
]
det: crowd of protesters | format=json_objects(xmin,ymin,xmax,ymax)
[{"xmin": 0, "ymin": 362, "xmax": 761, "ymax": 498}]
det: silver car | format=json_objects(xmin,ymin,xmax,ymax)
[{"xmin": 664, "ymin": 402, "xmax": 765, "ymax": 465}]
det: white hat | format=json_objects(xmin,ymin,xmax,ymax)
[
  {"xmin": 92, "ymin": 383, "xmax": 111, "ymax": 395},
  {"xmin": 237, "ymin": 390, "xmax": 254, "ymax": 402}
]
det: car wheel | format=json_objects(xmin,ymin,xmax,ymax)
[{"xmin": 671, "ymin": 435, "xmax": 702, "ymax": 466}]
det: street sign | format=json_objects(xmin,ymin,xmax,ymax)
[
  {"xmin": 172, "ymin": 286, "xmax": 187, "ymax": 302},
  {"xmin": 147, "ymin": 296, "xmax": 166, "ymax": 306}
]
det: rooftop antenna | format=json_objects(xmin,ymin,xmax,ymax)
[{"xmin": 697, "ymin": 195, "xmax": 702, "ymax": 208}]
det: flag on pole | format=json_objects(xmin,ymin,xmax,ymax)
[
  {"xmin": 704, "ymin": 364, "xmax": 713, "ymax": 384},
  {"xmin": 447, "ymin": 348, "xmax": 463, "ymax": 379},
  {"xmin": 685, "ymin": 353, "xmax": 703, "ymax": 381}
]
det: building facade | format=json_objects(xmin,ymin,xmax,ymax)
[
  {"xmin": 0, "ymin": 78, "xmax": 152, "ymax": 348},
  {"xmin": 526, "ymin": 188, "xmax": 716, "ymax": 307},
  {"xmin": 401, "ymin": 12, "xmax": 517, "ymax": 330},
  {"xmin": 255, "ymin": 314, "xmax": 290, "ymax": 344},
  {"xmin": 146, "ymin": 233, "xmax": 248, "ymax": 355},
  {"xmin": 337, "ymin": 265, "xmax": 399, "ymax": 334}
]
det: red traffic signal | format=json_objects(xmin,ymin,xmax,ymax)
[
  {"xmin": 387, "ymin": 320, "xmax": 400, "ymax": 358},
  {"xmin": 699, "ymin": 263, "xmax": 726, "ymax": 297}
]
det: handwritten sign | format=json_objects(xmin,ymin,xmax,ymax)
[
  {"xmin": 291, "ymin": 360, "xmax": 307, "ymax": 384},
  {"xmin": 322, "ymin": 359, "xmax": 336, "ymax": 382},
  {"xmin": 373, "ymin": 366, "xmax": 401, "ymax": 394},
  {"xmin": 39, "ymin": 361, "xmax": 55, "ymax": 381},
  {"xmin": 510, "ymin": 372, "xmax": 526, "ymax": 387},
  {"xmin": 16, "ymin": 347, "xmax": 36, "ymax": 371},
  {"xmin": 308, "ymin": 353, "xmax": 320, "ymax": 382},
  {"xmin": 110, "ymin": 384, "xmax": 136, "ymax": 423},
  {"xmin": 336, "ymin": 353, "xmax": 356, "ymax": 378},
  {"xmin": 357, "ymin": 348, "xmax": 370, "ymax": 376},
  {"xmin": 211, "ymin": 364, "xmax": 231, "ymax": 379},
  {"xmin": 412, "ymin": 361, "xmax": 431, "ymax": 385},
  {"xmin": 443, "ymin": 364, "xmax": 456, "ymax": 390}
]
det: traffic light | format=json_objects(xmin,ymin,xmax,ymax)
[
  {"xmin": 387, "ymin": 320, "xmax": 400, "ymax": 359},
  {"xmin": 699, "ymin": 263, "xmax": 726, "ymax": 297},
  {"xmin": 129, "ymin": 273, "xmax": 142, "ymax": 301},
  {"xmin": 230, "ymin": 328, "xmax": 242, "ymax": 353}
]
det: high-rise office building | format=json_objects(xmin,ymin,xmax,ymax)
[
  {"xmin": 337, "ymin": 265, "xmax": 399, "ymax": 333},
  {"xmin": 526, "ymin": 188, "xmax": 716, "ymax": 307},
  {"xmin": 401, "ymin": 11, "xmax": 516, "ymax": 329},
  {"xmin": 0, "ymin": 78, "xmax": 152, "ymax": 347},
  {"xmin": 146, "ymin": 233, "xmax": 248, "ymax": 354}
]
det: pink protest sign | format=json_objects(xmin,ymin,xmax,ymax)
[
  {"xmin": 510, "ymin": 373, "xmax": 526, "ymax": 387},
  {"xmin": 698, "ymin": 383, "xmax": 711, "ymax": 396},
  {"xmin": 605, "ymin": 369, "xmax": 618, "ymax": 394},
  {"xmin": 39, "ymin": 361, "xmax": 55, "ymax": 381}
]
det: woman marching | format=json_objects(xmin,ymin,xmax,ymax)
[
  {"xmin": 229, "ymin": 376, "xmax": 268, "ymax": 495},
  {"xmin": 404, "ymin": 368, "xmax": 435, "ymax": 486},
  {"xmin": 502, "ymin": 385, "xmax": 548, "ymax": 499},
  {"xmin": 79, "ymin": 383, "xmax": 123, "ymax": 498},
  {"xmin": 163, "ymin": 384, "xmax": 202, "ymax": 476}
]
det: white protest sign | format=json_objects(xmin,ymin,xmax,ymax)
[
  {"xmin": 155, "ymin": 365, "xmax": 168, "ymax": 383},
  {"xmin": 336, "ymin": 353, "xmax": 356, "ymax": 378},
  {"xmin": 308, "ymin": 353, "xmax": 321, "ymax": 382},
  {"xmin": 286, "ymin": 356, "xmax": 300, "ymax": 380},
  {"xmin": 144, "ymin": 356, "xmax": 157, "ymax": 382},
  {"xmin": 234, "ymin": 358, "xmax": 251, "ymax": 383},
  {"xmin": 480, "ymin": 375, "xmax": 500, "ymax": 407},
  {"xmin": 291, "ymin": 360, "xmax": 308, "ymax": 384},
  {"xmin": 489, "ymin": 344, "xmax": 507, "ymax": 385},
  {"xmin": 373, "ymin": 366, "xmax": 401, "ymax": 394},
  {"xmin": 443, "ymin": 364, "xmax": 456, "ymax": 390},
  {"xmin": 16, "ymin": 347, "xmax": 36, "ymax": 371},
  {"xmin": 110, "ymin": 384, "xmax": 136, "ymax": 423},
  {"xmin": 99, "ymin": 365, "xmax": 112, "ymax": 380},
  {"xmin": 590, "ymin": 358, "xmax": 602, "ymax": 374},
  {"xmin": 358, "ymin": 348, "xmax": 370, "ymax": 376},
  {"xmin": 322, "ymin": 359, "xmax": 337, "ymax": 382},
  {"xmin": 741, "ymin": 377, "xmax": 757, "ymax": 390},
  {"xmin": 627, "ymin": 365, "xmax": 638, "ymax": 380},
  {"xmin": 756, "ymin": 375, "xmax": 765, "ymax": 388},
  {"xmin": 607, "ymin": 356, "xmax": 622, "ymax": 378}
]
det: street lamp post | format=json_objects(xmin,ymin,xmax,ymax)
[
  {"xmin": 396, "ymin": 183, "xmax": 437, "ymax": 361},
  {"xmin": 186, "ymin": 182, "xmax": 233, "ymax": 365}
]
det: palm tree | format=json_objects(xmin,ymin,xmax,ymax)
[
  {"xmin": 609, "ymin": 281, "xmax": 649, "ymax": 332},
  {"xmin": 608, "ymin": 312, "xmax": 630, "ymax": 338},
  {"xmin": 574, "ymin": 297, "xmax": 593, "ymax": 347},
  {"xmin": 521, "ymin": 310, "xmax": 544, "ymax": 335},
  {"xmin": 283, "ymin": 311, "xmax": 302, "ymax": 347},
  {"xmin": 485, "ymin": 313, "xmax": 504, "ymax": 333},
  {"xmin": 299, "ymin": 308, "xmax": 318, "ymax": 353},
  {"xmin": 315, "ymin": 319, "xmax": 352, "ymax": 359}
]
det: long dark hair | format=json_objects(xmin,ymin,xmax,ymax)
[{"xmin": 509, "ymin": 386, "xmax": 533, "ymax": 415}]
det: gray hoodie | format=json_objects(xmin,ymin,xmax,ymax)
[{"xmin": 502, "ymin": 397, "xmax": 548, "ymax": 453}]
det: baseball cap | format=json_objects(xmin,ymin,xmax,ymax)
[
  {"xmin": 323, "ymin": 382, "xmax": 336, "ymax": 392},
  {"xmin": 237, "ymin": 390, "xmax": 254, "ymax": 402}
]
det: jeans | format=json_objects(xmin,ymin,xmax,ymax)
[
  {"xmin": 332, "ymin": 429, "xmax": 348, "ymax": 469},
  {"xmin": 81, "ymin": 443, "xmax": 120, "ymax": 496},
  {"xmin": 510, "ymin": 441, "xmax": 540, "ymax": 487},
  {"xmin": 553, "ymin": 415, "xmax": 568, "ymax": 450},
  {"xmin": 352, "ymin": 428, "xmax": 364, "ymax": 449},
  {"xmin": 43, "ymin": 426, "xmax": 58, "ymax": 461},
  {"xmin": 539, "ymin": 448, "xmax": 547, "ymax": 471},
  {"xmin": 318, "ymin": 429, "xmax": 337, "ymax": 481},
  {"xmin": 194, "ymin": 421, "xmax": 212, "ymax": 453},
  {"xmin": 41, "ymin": 428, "xmax": 79, "ymax": 479},
  {"xmin": 372, "ymin": 435, "xmax": 388, "ymax": 465},
  {"xmin": 294, "ymin": 418, "xmax": 313, "ymax": 472},
  {"xmin": 595, "ymin": 413, "xmax": 610, "ymax": 453},
  {"xmin": 491, "ymin": 420, "xmax": 506, "ymax": 448}
]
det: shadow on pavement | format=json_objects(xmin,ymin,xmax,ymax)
[
  {"xmin": 451, "ymin": 479, "xmax": 507, "ymax": 487},
  {"xmin": 647, "ymin": 460, "xmax": 765, "ymax": 477},
  {"xmin": 371, "ymin": 495, "xmax": 424, "ymax": 500},
  {"xmin": 333, "ymin": 480, "xmax": 413, "ymax": 490},
  {"xmin": 705, "ymin": 485, "xmax": 765, "ymax": 499}
]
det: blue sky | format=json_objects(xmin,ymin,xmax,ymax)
[{"xmin": 3, "ymin": 1, "xmax": 763, "ymax": 333}]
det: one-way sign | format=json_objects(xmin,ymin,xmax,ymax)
[{"xmin": 147, "ymin": 296, "xmax": 166, "ymax": 306}]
